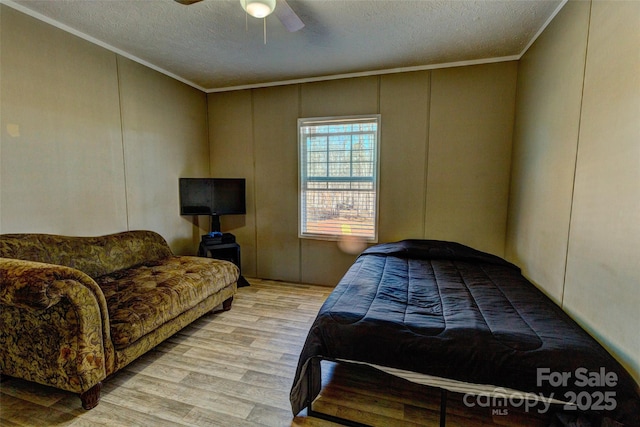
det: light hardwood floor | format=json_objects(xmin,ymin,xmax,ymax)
[{"xmin": 1, "ymin": 278, "xmax": 551, "ymax": 427}]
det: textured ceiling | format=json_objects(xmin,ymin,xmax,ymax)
[{"xmin": 6, "ymin": 0, "xmax": 565, "ymax": 92}]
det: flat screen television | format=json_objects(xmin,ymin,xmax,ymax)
[{"xmin": 179, "ymin": 178, "xmax": 246, "ymax": 232}]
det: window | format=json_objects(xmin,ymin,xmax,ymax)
[{"xmin": 298, "ymin": 115, "xmax": 380, "ymax": 242}]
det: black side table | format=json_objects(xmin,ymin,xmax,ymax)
[{"xmin": 198, "ymin": 241, "xmax": 250, "ymax": 287}]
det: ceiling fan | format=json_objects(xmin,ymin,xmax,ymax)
[{"xmin": 175, "ymin": 0, "xmax": 305, "ymax": 33}]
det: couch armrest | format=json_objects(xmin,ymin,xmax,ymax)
[
  {"xmin": 0, "ymin": 258, "xmax": 115, "ymax": 392},
  {"xmin": 1, "ymin": 258, "xmax": 104, "ymax": 310}
]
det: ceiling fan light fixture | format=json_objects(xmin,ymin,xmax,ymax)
[{"xmin": 241, "ymin": 0, "xmax": 276, "ymax": 18}]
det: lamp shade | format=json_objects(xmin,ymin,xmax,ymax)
[{"xmin": 240, "ymin": 0, "xmax": 276, "ymax": 18}]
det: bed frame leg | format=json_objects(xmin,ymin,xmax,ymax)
[
  {"xmin": 440, "ymin": 389, "xmax": 447, "ymax": 427},
  {"xmin": 307, "ymin": 357, "xmax": 314, "ymax": 415},
  {"xmin": 306, "ymin": 357, "xmax": 372, "ymax": 427}
]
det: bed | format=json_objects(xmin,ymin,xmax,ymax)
[{"xmin": 290, "ymin": 240, "xmax": 640, "ymax": 426}]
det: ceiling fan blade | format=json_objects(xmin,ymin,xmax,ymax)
[
  {"xmin": 174, "ymin": 0, "xmax": 204, "ymax": 5},
  {"xmin": 274, "ymin": 0, "xmax": 305, "ymax": 32}
]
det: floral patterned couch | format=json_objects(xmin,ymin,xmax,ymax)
[{"xmin": 0, "ymin": 230, "xmax": 238, "ymax": 409}]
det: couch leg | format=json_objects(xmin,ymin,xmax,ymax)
[
  {"xmin": 211, "ymin": 296, "xmax": 234, "ymax": 314},
  {"xmin": 80, "ymin": 382, "xmax": 102, "ymax": 410}
]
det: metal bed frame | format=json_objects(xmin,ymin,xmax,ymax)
[{"xmin": 305, "ymin": 356, "xmax": 448, "ymax": 427}]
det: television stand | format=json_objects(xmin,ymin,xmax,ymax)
[
  {"xmin": 198, "ymin": 238, "xmax": 249, "ymax": 287},
  {"xmin": 210, "ymin": 214, "xmax": 221, "ymax": 233}
]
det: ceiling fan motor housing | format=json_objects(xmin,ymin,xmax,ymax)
[{"xmin": 241, "ymin": 0, "xmax": 276, "ymax": 18}]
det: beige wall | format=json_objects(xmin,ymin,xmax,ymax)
[
  {"xmin": 506, "ymin": 0, "xmax": 640, "ymax": 383},
  {"xmin": 1, "ymin": 6, "xmax": 126, "ymax": 236},
  {"xmin": 427, "ymin": 64, "xmax": 516, "ymax": 254},
  {"xmin": 0, "ymin": 6, "xmax": 209, "ymax": 254},
  {"xmin": 506, "ymin": 0, "xmax": 590, "ymax": 304},
  {"xmin": 208, "ymin": 63, "xmax": 517, "ymax": 285}
]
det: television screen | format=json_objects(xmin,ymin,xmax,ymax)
[{"xmin": 179, "ymin": 178, "xmax": 246, "ymax": 216}]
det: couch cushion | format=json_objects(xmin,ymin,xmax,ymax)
[{"xmin": 96, "ymin": 256, "xmax": 238, "ymax": 349}]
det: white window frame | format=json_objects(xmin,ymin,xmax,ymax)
[{"xmin": 298, "ymin": 114, "xmax": 381, "ymax": 242}]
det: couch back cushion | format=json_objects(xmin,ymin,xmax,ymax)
[{"xmin": 0, "ymin": 230, "xmax": 173, "ymax": 278}]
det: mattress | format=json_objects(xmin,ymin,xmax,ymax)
[{"xmin": 290, "ymin": 240, "xmax": 640, "ymax": 424}]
